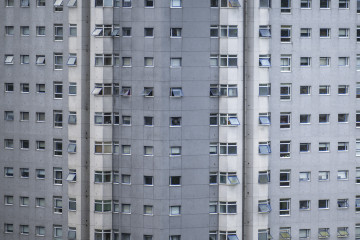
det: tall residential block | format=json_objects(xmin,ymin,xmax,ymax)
[{"xmin": 0, "ymin": 0, "xmax": 359, "ymax": 239}]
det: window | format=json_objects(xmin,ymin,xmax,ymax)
[
  {"xmin": 20, "ymin": 26, "xmax": 30, "ymax": 36},
  {"xmin": 53, "ymin": 225, "xmax": 62, "ymax": 239},
  {"xmin": 300, "ymin": 57, "xmax": 311, "ymax": 67},
  {"xmin": 68, "ymin": 112, "xmax": 77, "ymax": 125},
  {"xmin": 220, "ymin": 143, "xmax": 237, "ymax": 155},
  {"xmin": 339, "ymin": 0, "xmax": 349, "ymax": 8},
  {"xmin": 170, "ymin": 58, "xmax": 182, "ymax": 67},
  {"xmin": 54, "ymin": 53, "xmax": 63, "ymax": 70},
  {"xmin": 53, "ymin": 139, "xmax": 63, "ymax": 156},
  {"xmin": 209, "ymin": 142, "xmax": 218, "ymax": 154},
  {"xmin": 337, "ymin": 199, "xmax": 349, "ymax": 208},
  {"xmin": 220, "ymin": 55, "xmax": 237, "ymax": 67},
  {"xmin": 219, "ymin": 172, "xmax": 240, "ymax": 184},
  {"xmin": 145, "ymin": 0, "xmax": 154, "ymax": 7},
  {"xmin": 54, "ymin": 82, "xmax": 63, "ymax": 99},
  {"xmin": 357, "ymin": 168, "xmax": 360, "ymax": 183},
  {"xmin": 4, "ymin": 195, "xmax": 14, "ymax": 205},
  {"xmin": 144, "ymin": 176, "xmax": 153, "ymax": 185},
  {"xmin": 337, "ymin": 227, "xmax": 349, "ymax": 238},
  {"xmin": 337, "ymin": 170, "xmax": 348, "ymax": 180},
  {"xmin": 4, "ymin": 167, "xmax": 13, "ymax": 177},
  {"xmin": 95, "ymin": 141, "xmax": 118, "ymax": 154},
  {"xmin": 92, "ymin": 83, "xmax": 119, "ymax": 96},
  {"xmin": 68, "ymin": 227, "xmax": 76, "ymax": 240},
  {"xmin": 121, "ymin": 116, "xmax": 131, "ymax": 126},
  {"xmin": 357, "ymin": 83, "xmax": 360, "ymax": 98},
  {"xmin": 210, "ymin": 25, "xmax": 219, "ymax": 37},
  {"xmin": 337, "ymin": 85, "xmax": 348, "ymax": 95},
  {"xmin": 170, "ymin": 0, "xmax": 181, "ymax": 7},
  {"xmin": 298, "ymin": 229, "xmax": 311, "ymax": 239},
  {"xmin": 339, "ymin": 28, "xmax": 349, "ymax": 38},
  {"xmin": 319, "ymin": 202, "xmax": 330, "ymax": 215},
  {"xmin": 20, "ymin": 0, "xmax": 29, "ymax": 6},
  {"xmin": 299, "ymin": 172, "xmax": 310, "ymax": 181},
  {"xmin": 318, "ymin": 228, "xmax": 330, "ymax": 239},
  {"xmin": 338, "ymin": 113, "xmax": 348, "ymax": 123},
  {"xmin": 170, "ymin": 117, "xmax": 181, "ymax": 126},
  {"xmin": 300, "ymin": 143, "xmax": 310, "ymax": 152},
  {"xmin": 171, "ymin": 28, "xmax": 181, "ymax": 37},
  {"xmin": 258, "ymin": 199, "xmax": 271, "ymax": 213},
  {"xmin": 209, "ymin": 172, "xmax": 218, "ymax": 184},
  {"xmin": 280, "ymin": 113, "xmax": 291, "ymax": 129},
  {"xmin": 279, "ymin": 198, "xmax": 290, "ymax": 216},
  {"xmin": 219, "ymin": 201, "xmax": 237, "ymax": 214},
  {"xmin": 170, "ymin": 88, "xmax": 183, "ymax": 97},
  {"xmin": 122, "ymin": 204, "xmax": 131, "ymax": 214},
  {"xmin": 35, "ymin": 55, "xmax": 46, "ymax": 65},
  {"xmin": 338, "ymin": 142, "xmax": 348, "ymax": 151},
  {"xmin": 210, "ymin": 54, "xmax": 219, "ymax": 66},
  {"xmin": 280, "ymin": 83, "xmax": 291, "ymax": 100},
  {"xmin": 259, "ymin": 142, "xmax": 271, "ymax": 154},
  {"xmin": 122, "ymin": 145, "xmax": 131, "ymax": 155},
  {"xmin": 220, "ymin": 84, "xmax": 238, "ymax": 97},
  {"xmin": 300, "ymin": 0, "xmax": 311, "ymax": 8},
  {"xmin": 338, "ymin": 57, "xmax": 349, "ymax": 66},
  {"xmin": 170, "ymin": 146, "xmax": 181, "ymax": 156},
  {"xmin": 122, "ymin": 0, "xmax": 131, "ymax": 7},
  {"xmin": 258, "ymin": 229, "xmax": 272, "ymax": 240},
  {"xmin": 280, "ymin": 55, "xmax": 291, "ymax": 72},
  {"xmin": 220, "ymin": 25, "xmax": 238, "ymax": 37},
  {"xmin": 20, "ymin": 168, "xmax": 29, "ymax": 178},
  {"xmin": 300, "ymin": 114, "xmax": 311, "ymax": 124},
  {"xmin": 279, "ymin": 228, "xmax": 291, "ymax": 240},
  {"xmin": 144, "ymin": 205, "xmax": 153, "ymax": 215},
  {"xmin": 319, "ymin": 114, "xmax": 330, "ymax": 123},
  {"xmin": 67, "ymin": 140, "xmax": 76, "ymax": 153},
  {"xmin": 94, "ymin": 171, "xmax": 112, "ymax": 183},
  {"xmin": 280, "ymin": 170, "xmax": 290, "ymax": 187},
  {"xmin": 54, "ymin": 0, "xmax": 63, "ymax": 11},
  {"xmin": 53, "ymin": 168, "xmax": 63, "ymax": 185},
  {"xmin": 170, "ymin": 206, "xmax": 181, "ymax": 215},
  {"xmin": 4, "ymin": 224, "xmax": 13, "ymax": 233},
  {"xmin": 6, "ymin": 0, "xmax": 14, "ymax": 6},
  {"xmin": 259, "ymin": 54, "xmax": 271, "ymax": 67},
  {"xmin": 5, "ymin": 26, "xmax": 14, "ymax": 36},
  {"xmin": 318, "ymin": 57, "xmax": 330, "ymax": 68},
  {"xmin": 53, "ymin": 196, "xmax": 62, "ymax": 213},
  {"xmin": 36, "ymin": 26, "xmax": 45, "ymax": 36},
  {"xmin": 319, "ymin": 142, "xmax": 330, "ymax": 152},
  {"xmin": 5, "ymin": 83, "xmax": 14, "ymax": 92},
  {"xmin": 260, "ymin": 0, "xmax": 271, "ymax": 8},
  {"xmin": 20, "ymin": 140, "xmax": 29, "ymax": 150},
  {"xmin": 299, "ymin": 200, "xmax": 310, "ymax": 210},
  {"xmin": 121, "ymin": 174, "xmax": 131, "ymax": 184},
  {"xmin": 142, "ymin": 87, "xmax": 154, "ymax": 97},
  {"xmin": 318, "ymin": 171, "xmax": 330, "ymax": 181},
  {"xmin": 122, "ymin": 57, "xmax": 131, "ymax": 67},
  {"xmin": 259, "ymin": 113, "xmax": 271, "ymax": 125},
  {"xmin": 20, "ymin": 196, "xmax": 29, "ymax": 206},
  {"xmin": 170, "ymin": 176, "xmax": 181, "ymax": 186},
  {"xmin": 259, "ymin": 84, "xmax": 271, "ymax": 96},
  {"xmin": 54, "ymin": 24, "xmax": 63, "ymax": 41},
  {"xmin": 5, "ymin": 139, "xmax": 14, "ymax": 149},
  {"xmin": 144, "ymin": 28, "xmax": 154, "ymax": 37},
  {"xmin": 36, "ymin": 112, "xmax": 45, "ymax": 122},
  {"xmin": 4, "ymin": 111, "xmax": 14, "ymax": 121},
  {"xmin": 259, "ymin": 25, "xmax": 271, "ymax": 37},
  {"xmin": 67, "ymin": 54, "xmax": 77, "ymax": 66},
  {"xmin": 320, "ymin": 28, "xmax": 330, "ymax": 38},
  {"xmin": 281, "ymin": 25, "xmax": 291, "ymax": 42},
  {"xmin": 141, "ymin": 117, "xmax": 153, "ymax": 127},
  {"xmin": 280, "ymin": 0, "xmax": 291, "ymax": 12},
  {"xmin": 20, "ymin": 83, "xmax": 29, "ymax": 93},
  {"xmin": 67, "ymin": 83, "xmax": 77, "ymax": 95},
  {"xmin": 20, "ymin": 55, "xmax": 29, "ymax": 64},
  {"xmin": 35, "ymin": 198, "xmax": 45, "ymax": 208},
  {"xmin": 258, "ymin": 170, "xmax": 271, "ymax": 184},
  {"xmin": 356, "ymin": 196, "xmax": 360, "ymax": 211},
  {"xmin": 219, "ymin": 114, "xmax": 239, "ymax": 125},
  {"xmin": 280, "ymin": 141, "xmax": 291, "ymax": 157},
  {"xmin": 53, "ymin": 110, "xmax": 63, "ymax": 127},
  {"xmin": 320, "ymin": 0, "xmax": 330, "ymax": 8},
  {"xmin": 95, "ymin": 54, "xmax": 113, "ymax": 66},
  {"xmin": 170, "ymin": 236, "xmax": 181, "ymax": 240},
  {"xmin": 358, "ymin": 55, "xmax": 360, "ymax": 70},
  {"xmin": 92, "ymin": 25, "xmax": 117, "ymax": 37},
  {"xmin": 36, "ymin": 169, "xmax": 45, "ymax": 179},
  {"xmin": 4, "ymin": 55, "xmax": 14, "ymax": 65},
  {"xmin": 69, "ymin": 24, "xmax": 77, "ymax": 36},
  {"xmin": 144, "ymin": 57, "xmax": 154, "ymax": 67},
  {"xmin": 94, "ymin": 200, "xmax": 112, "ymax": 212},
  {"xmin": 94, "ymin": 112, "xmax": 113, "ymax": 125},
  {"xmin": 122, "ymin": 27, "xmax": 131, "ymax": 37},
  {"xmin": 319, "ymin": 85, "xmax": 330, "ymax": 95}
]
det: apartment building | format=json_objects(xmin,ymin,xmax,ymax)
[{"xmin": 0, "ymin": 0, "xmax": 359, "ymax": 239}]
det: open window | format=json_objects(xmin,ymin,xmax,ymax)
[
  {"xmin": 318, "ymin": 228, "xmax": 330, "ymax": 238},
  {"xmin": 67, "ymin": 0, "xmax": 77, "ymax": 6},
  {"xmin": 258, "ymin": 171, "xmax": 270, "ymax": 184},
  {"xmin": 259, "ymin": 25, "xmax": 271, "ymax": 37},
  {"xmin": 120, "ymin": 87, "xmax": 131, "ymax": 96},
  {"xmin": 66, "ymin": 169, "xmax": 76, "ymax": 182},
  {"xmin": 259, "ymin": 142, "xmax": 271, "ymax": 154},
  {"xmin": 259, "ymin": 55, "xmax": 271, "ymax": 67},
  {"xmin": 259, "ymin": 113, "xmax": 271, "ymax": 125},
  {"xmin": 170, "ymin": 88, "xmax": 183, "ymax": 97},
  {"xmin": 142, "ymin": 87, "xmax": 153, "ymax": 97},
  {"xmin": 67, "ymin": 140, "xmax": 76, "ymax": 153},
  {"xmin": 258, "ymin": 200, "xmax": 271, "ymax": 213},
  {"xmin": 67, "ymin": 54, "xmax": 77, "ymax": 66}
]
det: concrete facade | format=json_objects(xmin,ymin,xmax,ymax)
[{"xmin": 0, "ymin": 0, "xmax": 359, "ymax": 239}]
